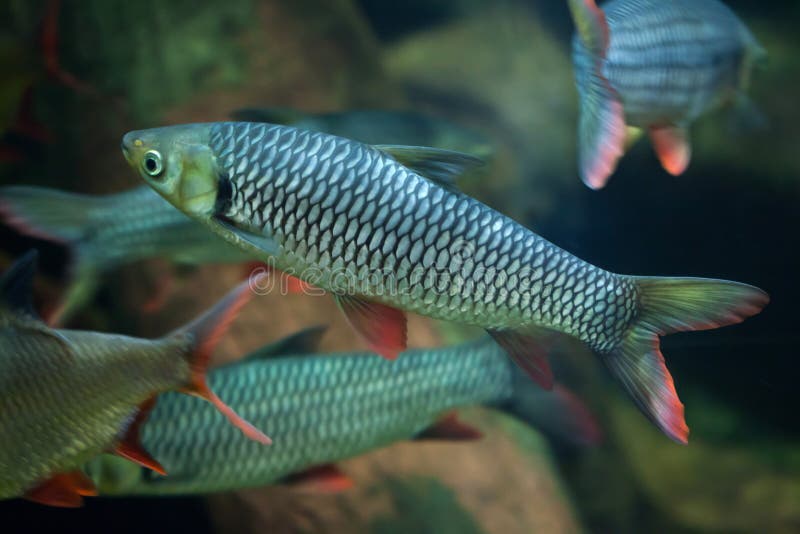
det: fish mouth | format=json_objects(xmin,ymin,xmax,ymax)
[{"xmin": 120, "ymin": 131, "xmax": 145, "ymax": 166}]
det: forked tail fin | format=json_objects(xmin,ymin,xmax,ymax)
[
  {"xmin": 173, "ymin": 280, "xmax": 272, "ymax": 445},
  {"xmin": 604, "ymin": 277, "xmax": 768, "ymax": 443},
  {"xmin": 0, "ymin": 186, "xmax": 101, "ymax": 324}
]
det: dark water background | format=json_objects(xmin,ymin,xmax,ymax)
[{"xmin": 0, "ymin": 0, "xmax": 797, "ymax": 532}]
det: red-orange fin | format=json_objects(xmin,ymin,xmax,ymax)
[
  {"xmin": 25, "ymin": 471, "xmax": 97, "ymax": 508},
  {"xmin": 175, "ymin": 281, "xmax": 272, "ymax": 445},
  {"xmin": 606, "ymin": 277, "xmax": 769, "ymax": 443},
  {"xmin": 113, "ymin": 398, "xmax": 166, "ymax": 475},
  {"xmin": 335, "ymin": 294, "xmax": 406, "ymax": 360},
  {"xmin": 283, "ymin": 464, "xmax": 354, "ymax": 494},
  {"xmin": 649, "ymin": 126, "xmax": 691, "ymax": 176},
  {"xmin": 414, "ymin": 412, "xmax": 483, "ymax": 441},
  {"xmin": 487, "ymin": 329, "xmax": 554, "ymax": 389}
]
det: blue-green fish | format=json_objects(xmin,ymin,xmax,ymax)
[
  {"xmin": 86, "ymin": 331, "xmax": 600, "ymax": 496},
  {"xmin": 569, "ymin": 0, "xmax": 766, "ymax": 189},
  {"xmin": 0, "ymin": 252, "xmax": 270, "ymax": 507},
  {"xmin": 122, "ymin": 121, "xmax": 768, "ymax": 443},
  {"xmin": 0, "ymin": 185, "xmax": 251, "ymax": 323}
]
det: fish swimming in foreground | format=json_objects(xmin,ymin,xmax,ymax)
[
  {"xmin": 0, "ymin": 185, "xmax": 252, "ymax": 324},
  {"xmin": 232, "ymin": 107, "xmax": 494, "ymax": 159},
  {"xmin": 568, "ymin": 0, "xmax": 766, "ymax": 189},
  {"xmin": 86, "ymin": 331, "xmax": 599, "ymax": 496},
  {"xmin": 0, "ymin": 251, "xmax": 270, "ymax": 507},
  {"xmin": 122, "ymin": 121, "xmax": 769, "ymax": 443}
]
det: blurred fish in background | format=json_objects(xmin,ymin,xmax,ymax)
[
  {"xmin": 0, "ymin": 252, "xmax": 269, "ymax": 508},
  {"xmin": 87, "ymin": 333, "xmax": 600, "ymax": 496},
  {"xmin": 569, "ymin": 0, "xmax": 766, "ymax": 189}
]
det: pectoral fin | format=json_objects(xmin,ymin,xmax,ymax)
[
  {"xmin": 25, "ymin": 471, "xmax": 97, "ymax": 508},
  {"xmin": 414, "ymin": 413, "xmax": 483, "ymax": 441},
  {"xmin": 577, "ymin": 72, "xmax": 626, "ymax": 189},
  {"xmin": 283, "ymin": 464, "xmax": 354, "ymax": 493},
  {"xmin": 649, "ymin": 126, "xmax": 691, "ymax": 176},
  {"xmin": 334, "ymin": 294, "xmax": 407, "ymax": 360},
  {"xmin": 213, "ymin": 216, "xmax": 280, "ymax": 258}
]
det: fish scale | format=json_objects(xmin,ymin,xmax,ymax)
[
  {"xmin": 210, "ymin": 122, "xmax": 634, "ymax": 352},
  {"xmin": 91, "ymin": 338, "xmax": 514, "ymax": 496}
]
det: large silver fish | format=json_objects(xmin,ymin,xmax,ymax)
[
  {"xmin": 569, "ymin": 0, "xmax": 766, "ymax": 189},
  {"xmin": 122, "ymin": 121, "xmax": 768, "ymax": 443}
]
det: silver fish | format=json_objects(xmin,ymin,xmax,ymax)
[{"xmin": 123, "ymin": 121, "xmax": 768, "ymax": 443}]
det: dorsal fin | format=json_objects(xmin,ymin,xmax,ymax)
[
  {"xmin": 375, "ymin": 145, "xmax": 484, "ymax": 190},
  {"xmin": 248, "ymin": 325, "xmax": 327, "ymax": 359},
  {"xmin": 225, "ymin": 325, "xmax": 328, "ymax": 367},
  {"xmin": 0, "ymin": 250, "xmax": 40, "ymax": 319}
]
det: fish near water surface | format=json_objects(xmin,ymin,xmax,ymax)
[
  {"xmin": 568, "ymin": 0, "xmax": 766, "ymax": 189},
  {"xmin": 0, "ymin": 251, "xmax": 270, "ymax": 507},
  {"xmin": 0, "ymin": 185, "xmax": 252, "ymax": 324},
  {"xmin": 122, "ymin": 121, "xmax": 768, "ymax": 443},
  {"xmin": 87, "ymin": 331, "xmax": 600, "ymax": 496}
]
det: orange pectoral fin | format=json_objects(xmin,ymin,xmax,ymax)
[
  {"xmin": 649, "ymin": 125, "xmax": 691, "ymax": 176},
  {"xmin": 25, "ymin": 471, "xmax": 97, "ymax": 508},
  {"xmin": 113, "ymin": 398, "xmax": 166, "ymax": 475}
]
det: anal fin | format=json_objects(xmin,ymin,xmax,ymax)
[
  {"xmin": 113, "ymin": 398, "xmax": 166, "ymax": 475},
  {"xmin": 335, "ymin": 294, "xmax": 407, "ymax": 360},
  {"xmin": 25, "ymin": 471, "xmax": 97, "ymax": 508},
  {"xmin": 414, "ymin": 412, "xmax": 483, "ymax": 441},
  {"xmin": 649, "ymin": 126, "xmax": 691, "ymax": 176},
  {"xmin": 283, "ymin": 464, "xmax": 354, "ymax": 494},
  {"xmin": 488, "ymin": 328, "xmax": 554, "ymax": 389}
]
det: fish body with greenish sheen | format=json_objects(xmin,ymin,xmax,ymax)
[{"xmin": 87, "ymin": 334, "xmax": 598, "ymax": 496}]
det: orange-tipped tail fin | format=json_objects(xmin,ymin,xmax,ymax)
[{"xmin": 604, "ymin": 277, "xmax": 769, "ymax": 443}]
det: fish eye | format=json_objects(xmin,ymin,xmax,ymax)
[{"xmin": 142, "ymin": 150, "xmax": 164, "ymax": 177}]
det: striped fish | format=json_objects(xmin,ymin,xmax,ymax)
[
  {"xmin": 569, "ymin": 0, "xmax": 766, "ymax": 189},
  {"xmin": 122, "ymin": 121, "xmax": 768, "ymax": 443},
  {"xmin": 86, "ymin": 331, "xmax": 600, "ymax": 496}
]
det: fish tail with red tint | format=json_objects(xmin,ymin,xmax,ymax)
[
  {"xmin": 174, "ymin": 280, "xmax": 272, "ymax": 445},
  {"xmin": 602, "ymin": 277, "xmax": 769, "ymax": 444}
]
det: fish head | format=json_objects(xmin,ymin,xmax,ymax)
[{"xmin": 122, "ymin": 124, "xmax": 219, "ymax": 217}]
